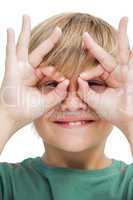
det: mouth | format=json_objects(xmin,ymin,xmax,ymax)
[{"xmin": 53, "ymin": 120, "xmax": 96, "ymax": 129}]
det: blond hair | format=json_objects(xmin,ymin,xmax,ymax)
[{"xmin": 29, "ymin": 12, "xmax": 117, "ymax": 78}]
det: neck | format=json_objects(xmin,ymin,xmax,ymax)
[{"xmin": 41, "ymin": 143, "xmax": 112, "ymax": 170}]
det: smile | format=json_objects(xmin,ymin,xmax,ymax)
[{"xmin": 53, "ymin": 120, "xmax": 96, "ymax": 128}]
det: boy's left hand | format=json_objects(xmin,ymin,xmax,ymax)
[{"xmin": 78, "ymin": 17, "xmax": 133, "ymax": 143}]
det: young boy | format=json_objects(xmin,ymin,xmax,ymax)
[{"xmin": 0, "ymin": 12, "xmax": 133, "ymax": 199}]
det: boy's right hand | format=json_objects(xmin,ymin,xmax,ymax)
[{"xmin": 0, "ymin": 15, "xmax": 69, "ymax": 135}]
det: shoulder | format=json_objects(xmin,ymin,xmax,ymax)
[
  {"xmin": 118, "ymin": 159, "xmax": 133, "ymax": 198},
  {"xmin": 0, "ymin": 156, "xmax": 38, "ymax": 169},
  {"xmin": 0, "ymin": 156, "xmax": 48, "ymax": 186},
  {"xmin": 0, "ymin": 157, "xmax": 50, "ymax": 199},
  {"xmin": 114, "ymin": 159, "xmax": 133, "ymax": 191},
  {"xmin": 118, "ymin": 159, "xmax": 133, "ymax": 177},
  {"xmin": 0, "ymin": 157, "xmax": 43, "ymax": 178}
]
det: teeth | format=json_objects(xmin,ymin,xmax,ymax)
[
  {"xmin": 68, "ymin": 121, "xmax": 86, "ymax": 125},
  {"xmin": 68, "ymin": 122, "xmax": 81, "ymax": 125}
]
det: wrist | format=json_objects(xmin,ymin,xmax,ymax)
[
  {"xmin": 0, "ymin": 106, "xmax": 18, "ymax": 153},
  {"xmin": 0, "ymin": 105, "xmax": 20, "ymax": 136}
]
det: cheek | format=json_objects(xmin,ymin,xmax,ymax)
[
  {"xmin": 33, "ymin": 110, "xmax": 56, "ymax": 139},
  {"xmin": 97, "ymin": 121, "xmax": 113, "ymax": 138},
  {"xmin": 33, "ymin": 118, "xmax": 51, "ymax": 143},
  {"xmin": 37, "ymin": 83, "xmax": 56, "ymax": 95}
]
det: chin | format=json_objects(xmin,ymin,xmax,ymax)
[{"xmin": 53, "ymin": 140, "xmax": 97, "ymax": 153}]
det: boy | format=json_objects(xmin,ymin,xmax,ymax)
[{"xmin": 0, "ymin": 12, "xmax": 133, "ymax": 199}]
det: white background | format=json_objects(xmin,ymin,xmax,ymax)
[{"xmin": 0, "ymin": 0, "xmax": 133, "ymax": 164}]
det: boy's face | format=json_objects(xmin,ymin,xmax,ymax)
[{"xmin": 34, "ymin": 66, "xmax": 113, "ymax": 153}]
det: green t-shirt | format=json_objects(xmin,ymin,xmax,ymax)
[{"xmin": 0, "ymin": 156, "xmax": 133, "ymax": 200}]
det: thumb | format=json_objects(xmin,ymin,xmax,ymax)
[
  {"xmin": 77, "ymin": 77, "xmax": 100, "ymax": 110},
  {"xmin": 43, "ymin": 79, "xmax": 69, "ymax": 112}
]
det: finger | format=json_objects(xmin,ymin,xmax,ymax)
[
  {"xmin": 99, "ymin": 70, "xmax": 110, "ymax": 81},
  {"xmin": 43, "ymin": 79, "xmax": 69, "ymax": 112},
  {"xmin": 5, "ymin": 28, "xmax": 16, "ymax": 67},
  {"xmin": 34, "ymin": 66, "xmax": 65, "ymax": 84},
  {"xmin": 29, "ymin": 27, "xmax": 62, "ymax": 68},
  {"xmin": 33, "ymin": 67, "xmax": 44, "ymax": 80},
  {"xmin": 40, "ymin": 67, "xmax": 66, "ymax": 83},
  {"xmin": 39, "ymin": 66, "xmax": 56, "ymax": 78},
  {"xmin": 79, "ymin": 65, "xmax": 104, "ymax": 80},
  {"xmin": 117, "ymin": 17, "xmax": 130, "ymax": 65},
  {"xmin": 25, "ymin": 65, "xmax": 56, "ymax": 87},
  {"xmin": 33, "ymin": 66, "xmax": 56, "ymax": 83},
  {"xmin": 77, "ymin": 77, "xmax": 101, "ymax": 110},
  {"xmin": 129, "ymin": 47, "xmax": 133, "ymax": 68},
  {"xmin": 16, "ymin": 15, "xmax": 31, "ymax": 61},
  {"xmin": 34, "ymin": 66, "xmax": 66, "ymax": 85},
  {"xmin": 82, "ymin": 32, "xmax": 116, "ymax": 73},
  {"xmin": 50, "ymin": 71, "xmax": 65, "ymax": 82}
]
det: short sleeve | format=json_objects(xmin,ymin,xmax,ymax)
[
  {"xmin": 0, "ymin": 162, "xmax": 15, "ymax": 200},
  {"xmin": 127, "ymin": 177, "xmax": 133, "ymax": 199},
  {"xmin": 120, "ymin": 161, "xmax": 133, "ymax": 199}
]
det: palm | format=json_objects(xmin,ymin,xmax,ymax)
[
  {"xmin": 88, "ymin": 85, "xmax": 133, "ymax": 125},
  {"xmin": 104, "ymin": 60, "xmax": 132, "ymax": 88}
]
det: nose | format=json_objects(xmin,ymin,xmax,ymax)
[{"xmin": 60, "ymin": 78, "xmax": 88, "ymax": 112}]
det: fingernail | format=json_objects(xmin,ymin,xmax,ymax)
[
  {"xmin": 63, "ymin": 79, "xmax": 69, "ymax": 85},
  {"xmin": 78, "ymin": 77, "xmax": 84, "ymax": 83},
  {"xmin": 33, "ymin": 68, "xmax": 44, "ymax": 80},
  {"xmin": 80, "ymin": 72, "xmax": 87, "ymax": 77},
  {"xmin": 124, "ymin": 16, "xmax": 128, "ymax": 22},
  {"xmin": 22, "ymin": 14, "xmax": 26, "ymax": 19},
  {"xmin": 83, "ymin": 32, "xmax": 93, "ymax": 42},
  {"xmin": 81, "ymin": 40, "xmax": 86, "ymax": 49},
  {"xmin": 83, "ymin": 32, "xmax": 89, "ymax": 38},
  {"xmin": 55, "ymin": 26, "xmax": 62, "ymax": 34},
  {"xmin": 60, "ymin": 77, "xmax": 65, "ymax": 81}
]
